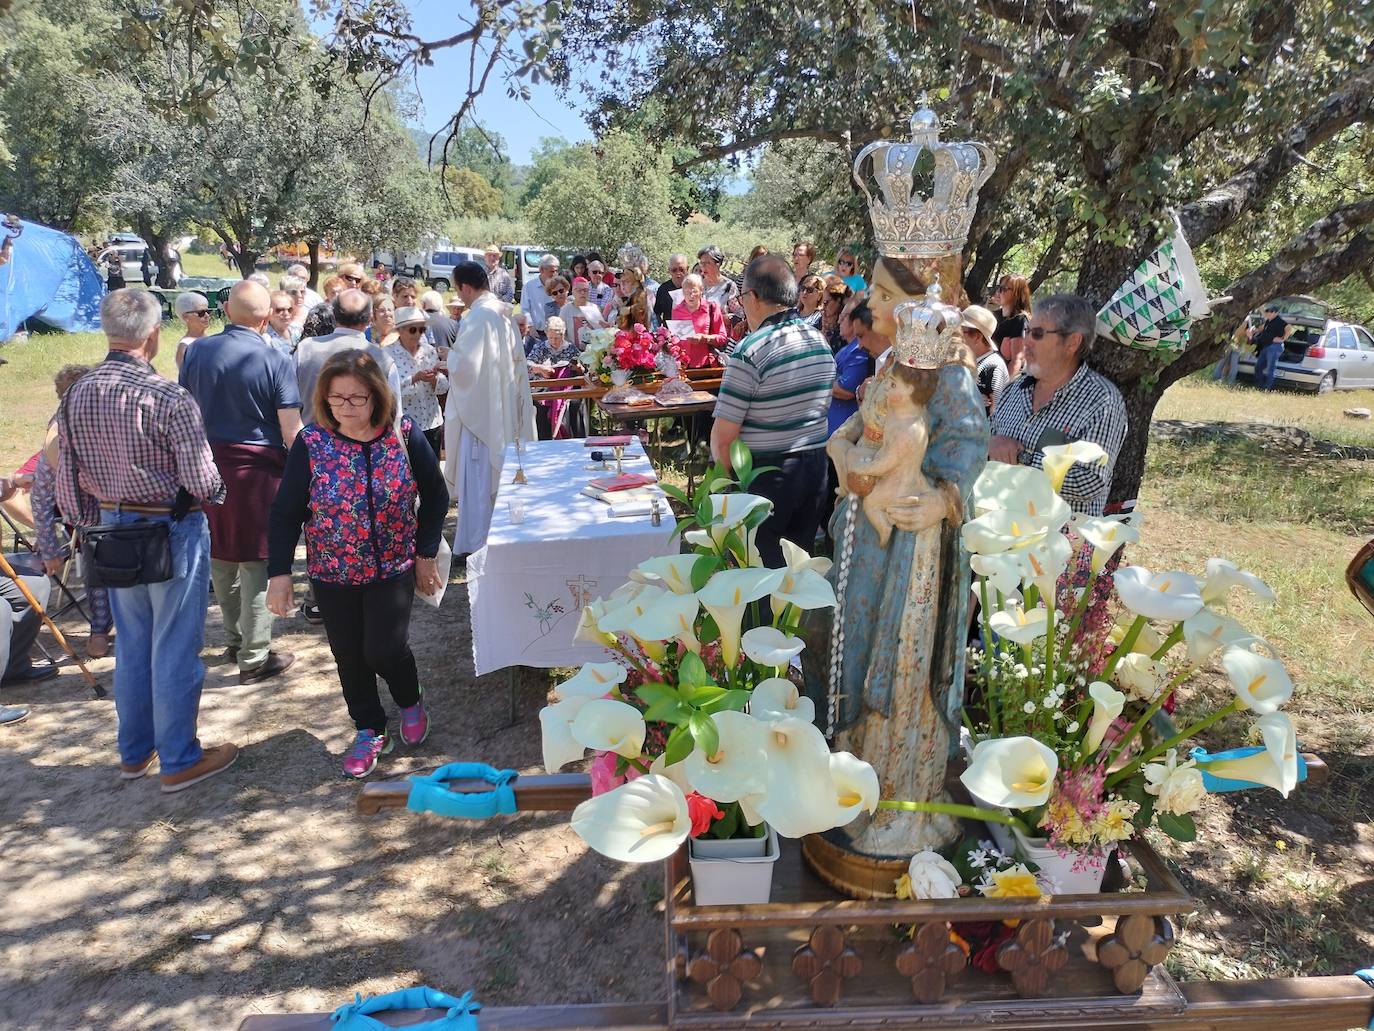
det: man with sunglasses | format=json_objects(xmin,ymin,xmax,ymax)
[
  {"xmin": 265, "ymin": 290, "xmax": 298, "ymax": 356},
  {"xmin": 300, "ymin": 261, "xmax": 367, "ymax": 339},
  {"xmin": 987, "ymin": 293, "xmax": 1127, "ymax": 516},
  {"xmin": 654, "ymin": 253, "xmax": 690, "ymax": 326}
]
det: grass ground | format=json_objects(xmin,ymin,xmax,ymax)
[
  {"xmin": 1157, "ymin": 374, "xmax": 1374, "ymax": 446},
  {"xmin": 0, "ymin": 339, "xmax": 1370, "ymax": 1024}
]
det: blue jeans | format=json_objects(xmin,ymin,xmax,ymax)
[
  {"xmin": 1211, "ymin": 347, "xmax": 1239, "ymax": 385},
  {"xmin": 103, "ymin": 510, "xmax": 211, "ymax": 774},
  {"xmin": 1255, "ymin": 343, "xmax": 1284, "ymax": 390}
]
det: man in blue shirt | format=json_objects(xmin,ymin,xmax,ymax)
[{"xmin": 181, "ymin": 281, "xmax": 301, "ymax": 685}]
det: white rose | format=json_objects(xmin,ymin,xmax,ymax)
[
  {"xmin": 1142, "ymin": 749, "xmax": 1206, "ymax": 816},
  {"xmin": 907, "ymin": 850, "xmax": 961, "ymax": 900},
  {"xmin": 1114, "ymin": 653, "xmax": 1165, "ymax": 702}
]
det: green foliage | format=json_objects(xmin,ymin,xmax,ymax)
[
  {"xmin": 526, "ymin": 130, "xmax": 678, "ymax": 258},
  {"xmin": 442, "ymin": 167, "xmax": 504, "ymax": 219}
]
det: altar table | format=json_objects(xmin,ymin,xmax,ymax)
[{"xmin": 466, "ymin": 438, "xmax": 673, "ymax": 676}]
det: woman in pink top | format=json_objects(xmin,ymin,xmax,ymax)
[{"xmin": 669, "ymin": 273, "xmax": 726, "ymax": 368}]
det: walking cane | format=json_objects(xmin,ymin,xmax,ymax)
[{"xmin": 0, "ymin": 551, "xmax": 105, "ymax": 699}]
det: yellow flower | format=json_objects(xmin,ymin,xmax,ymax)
[
  {"xmin": 893, "ymin": 873, "xmax": 914, "ymax": 900},
  {"xmin": 1042, "ymin": 797, "xmax": 1093, "ymax": 846},
  {"xmin": 978, "ymin": 864, "xmax": 1041, "ymax": 899},
  {"xmin": 1090, "ymin": 798, "xmax": 1140, "ymax": 843}
]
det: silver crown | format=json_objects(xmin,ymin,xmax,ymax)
[
  {"xmin": 853, "ymin": 97, "xmax": 996, "ymax": 258},
  {"xmin": 893, "ymin": 279, "xmax": 964, "ymax": 369}
]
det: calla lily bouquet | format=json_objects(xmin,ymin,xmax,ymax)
[
  {"xmin": 961, "ymin": 444, "xmax": 1304, "ymax": 856},
  {"xmin": 541, "ymin": 443, "xmax": 883, "ymax": 863},
  {"xmin": 580, "ymin": 324, "xmax": 665, "ymax": 387}
]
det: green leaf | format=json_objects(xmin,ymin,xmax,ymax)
[
  {"xmin": 690, "ymin": 554, "xmax": 722, "ymax": 590},
  {"xmin": 707, "ymin": 801, "xmax": 740, "ymax": 839},
  {"xmin": 706, "ymin": 477, "xmax": 733, "ymax": 494},
  {"xmin": 689, "ymin": 711, "xmax": 720, "ymax": 758},
  {"xmin": 729, "ymin": 439, "xmax": 752, "ymax": 481},
  {"xmin": 644, "ymin": 698, "xmax": 690, "ymax": 723},
  {"xmin": 687, "ymin": 684, "xmax": 727, "ymax": 705},
  {"xmin": 700, "ymin": 688, "xmax": 750, "ymax": 714},
  {"xmin": 1156, "ymin": 812, "xmax": 1196, "ymax": 842},
  {"xmin": 678, "ymin": 651, "xmax": 712, "ymax": 688},
  {"xmin": 660, "ymin": 483, "xmax": 690, "ymax": 506},
  {"xmin": 635, "ymin": 682, "xmax": 678, "ymax": 706},
  {"xmin": 663, "ymin": 724, "xmax": 693, "ymax": 766}
]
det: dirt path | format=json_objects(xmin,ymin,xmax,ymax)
[{"xmin": 0, "ymin": 554, "xmax": 661, "ymax": 1030}]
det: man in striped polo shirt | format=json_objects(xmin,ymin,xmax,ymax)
[{"xmin": 711, "ymin": 254, "xmax": 837, "ymax": 567}]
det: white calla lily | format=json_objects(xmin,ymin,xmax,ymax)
[
  {"xmin": 1084, "ymin": 681, "xmax": 1126, "ymax": 751},
  {"xmin": 989, "ymin": 602, "xmax": 1050, "ymax": 644},
  {"xmin": 682, "ymin": 710, "xmax": 768, "ymax": 802},
  {"xmin": 960, "ymin": 735, "xmax": 1059, "ymax": 809},
  {"xmin": 972, "ymin": 463, "xmax": 1062, "ymax": 520},
  {"xmin": 1113, "ymin": 653, "xmax": 1165, "ymax": 702},
  {"xmin": 1113, "ymin": 567, "xmax": 1205, "ymax": 622},
  {"xmin": 632, "ymin": 554, "xmax": 702, "ymax": 595},
  {"xmin": 597, "ymin": 584, "xmax": 667, "ymax": 635},
  {"xmin": 1041, "ymin": 441, "xmax": 1108, "ymax": 494},
  {"xmin": 771, "ymin": 567, "xmax": 837, "ymax": 613},
  {"xmin": 648, "ymin": 752, "xmax": 694, "ymax": 793},
  {"xmin": 628, "ymin": 591, "xmax": 702, "ymax": 653},
  {"xmin": 694, "ymin": 493, "xmax": 773, "ymax": 552},
  {"xmin": 970, "ymin": 552, "xmax": 1026, "ymax": 596},
  {"xmin": 1182, "ymin": 608, "xmax": 1250, "ymax": 665},
  {"xmin": 781, "ymin": 537, "xmax": 833, "ymax": 577},
  {"xmin": 570, "ymin": 774, "xmax": 691, "ymax": 863},
  {"xmin": 1202, "ymin": 712, "xmax": 1299, "ymax": 797},
  {"xmin": 551, "ymin": 662, "xmax": 628, "ymax": 703},
  {"xmin": 697, "ymin": 567, "xmax": 786, "ymax": 667},
  {"xmin": 573, "ymin": 599, "xmax": 619, "ymax": 647},
  {"xmin": 540, "ymin": 696, "xmax": 592, "ymax": 772},
  {"xmin": 739, "ymin": 793, "xmax": 765, "ymax": 828},
  {"xmin": 961, "ymin": 510, "xmax": 1050, "ymax": 556},
  {"xmin": 755, "ymin": 717, "xmax": 837, "ymax": 836},
  {"xmin": 741, "ymin": 626, "xmax": 805, "ymax": 667},
  {"xmin": 1201, "ymin": 558, "xmax": 1276, "ymax": 608},
  {"xmin": 1220, "ymin": 645, "xmax": 1294, "ymax": 714},
  {"xmin": 749, "ymin": 677, "xmax": 817, "ymax": 724},
  {"xmin": 1074, "ymin": 516, "xmax": 1141, "ymax": 573},
  {"xmin": 1108, "ymin": 616, "xmax": 1164, "ymax": 656},
  {"xmin": 1020, "ymin": 530, "xmax": 1073, "ymax": 597},
  {"xmin": 571, "ymin": 698, "xmax": 647, "ymax": 759},
  {"xmin": 827, "ymin": 751, "xmax": 880, "ymax": 825}
]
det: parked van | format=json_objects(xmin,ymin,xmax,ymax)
[
  {"xmin": 501, "ymin": 245, "xmax": 553, "ymax": 301},
  {"xmin": 419, "ymin": 246, "xmax": 486, "ymax": 291}
]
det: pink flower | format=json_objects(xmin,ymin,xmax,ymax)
[{"xmin": 589, "ymin": 751, "xmax": 626, "ymax": 796}]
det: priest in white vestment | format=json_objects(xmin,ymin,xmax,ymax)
[{"xmin": 443, "ymin": 261, "xmax": 536, "ymax": 556}]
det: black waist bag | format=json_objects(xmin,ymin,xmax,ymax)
[{"xmin": 81, "ymin": 520, "xmax": 173, "ymax": 589}]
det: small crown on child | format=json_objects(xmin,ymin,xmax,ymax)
[{"xmin": 893, "ymin": 279, "xmax": 964, "ymax": 370}]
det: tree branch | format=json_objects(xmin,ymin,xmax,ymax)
[{"xmin": 1179, "ymin": 65, "xmax": 1374, "ymax": 246}]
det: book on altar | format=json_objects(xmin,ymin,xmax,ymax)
[
  {"xmin": 579, "ymin": 486, "xmax": 664, "ymax": 517},
  {"xmin": 585, "ymin": 435, "xmax": 633, "ymax": 447},
  {"xmin": 586, "ymin": 472, "xmax": 657, "ymax": 493}
]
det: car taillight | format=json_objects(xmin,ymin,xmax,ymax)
[{"xmin": 1306, "ymin": 344, "xmax": 1325, "ymax": 358}]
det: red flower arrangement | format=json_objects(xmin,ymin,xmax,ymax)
[{"xmin": 610, "ymin": 324, "xmax": 663, "ymax": 374}]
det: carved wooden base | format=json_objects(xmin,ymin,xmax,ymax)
[{"xmin": 799, "ymin": 831, "xmax": 908, "ymax": 900}]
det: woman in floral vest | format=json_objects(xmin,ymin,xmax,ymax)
[{"xmin": 266, "ymin": 350, "xmax": 449, "ymax": 778}]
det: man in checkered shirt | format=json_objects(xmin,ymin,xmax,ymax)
[
  {"xmin": 988, "ymin": 293, "xmax": 1128, "ymax": 516},
  {"xmin": 53, "ymin": 289, "xmax": 239, "ymax": 793}
]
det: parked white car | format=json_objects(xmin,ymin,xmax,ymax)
[{"xmin": 1236, "ymin": 311, "xmax": 1374, "ymax": 392}]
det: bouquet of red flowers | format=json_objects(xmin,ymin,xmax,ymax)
[{"xmin": 610, "ymin": 324, "xmax": 664, "ymax": 374}]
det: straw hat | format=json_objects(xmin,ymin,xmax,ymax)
[
  {"xmin": 960, "ymin": 304, "xmax": 997, "ymax": 347},
  {"xmin": 394, "ymin": 306, "xmax": 428, "ymax": 329}
]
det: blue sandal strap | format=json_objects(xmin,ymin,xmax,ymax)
[{"xmin": 406, "ymin": 763, "xmax": 518, "ymax": 820}]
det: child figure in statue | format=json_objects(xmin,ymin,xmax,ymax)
[
  {"xmin": 843, "ymin": 367, "xmax": 933, "ymax": 549},
  {"xmin": 810, "ymin": 257, "xmax": 989, "ymax": 861}
]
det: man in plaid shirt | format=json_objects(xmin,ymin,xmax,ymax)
[
  {"xmin": 53, "ymin": 289, "xmax": 239, "ymax": 793},
  {"xmin": 988, "ymin": 293, "xmax": 1128, "ymax": 516}
]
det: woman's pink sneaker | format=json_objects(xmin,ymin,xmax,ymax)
[
  {"xmin": 342, "ymin": 729, "xmax": 393, "ymax": 778},
  {"xmin": 399, "ymin": 695, "xmax": 430, "ymax": 746}
]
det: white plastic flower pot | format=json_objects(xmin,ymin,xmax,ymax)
[
  {"xmin": 688, "ymin": 827, "xmax": 780, "ymax": 905},
  {"xmin": 1011, "ymin": 826, "xmax": 1109, "ymax": 895}
]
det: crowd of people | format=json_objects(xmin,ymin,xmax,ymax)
[{"xmin": 0, "ymin": 238, "xmax": 1130, "ymax": 790}]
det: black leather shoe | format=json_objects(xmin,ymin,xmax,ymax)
[
  {"xmin": 239, "ymin": 650, "xmax": 296, "ymax": 686},
  {"xmin": 1, "ymin": 663, "xmax": 58, "ymax": 686}
]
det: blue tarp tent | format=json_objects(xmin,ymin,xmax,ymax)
[{"xmin": 0, "ymin": 218, "xmax": 104, "ymax": 341}]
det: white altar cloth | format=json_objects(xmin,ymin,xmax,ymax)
[{"xmin": 466, "ymin": 438, "xmax": 673, "ymax": 675}]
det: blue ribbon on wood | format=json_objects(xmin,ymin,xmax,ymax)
[
  {"xmin": 1188, "ymin": 745, "xmax": 1308, "ymax": 793},
  {"xmin": 331, "ymin": 987, "xmax": 479, "ymax": 1031},
  {"xmin": 406, "ymin": 763, "xmax": 518, "ymax": 820}
]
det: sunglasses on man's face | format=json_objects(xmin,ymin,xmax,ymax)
[
  {"xmin": 188, "ymin": 309, "xmax": 210, "ymax": 317},
  {"xmin": 341, "ymin": 274, "xmax": 362, "ymax": 284},
  {"xmin": 272, "ymin": 307, "xmax": 293, "ymax": 315},
  {"xmin": 401, "ymin": 325, "xmax": 426, "ymax": 334}
]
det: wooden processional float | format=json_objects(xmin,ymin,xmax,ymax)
[{"xmin": 240, "ymin": 103, "xmax": 1372, "ymax": 1030}]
